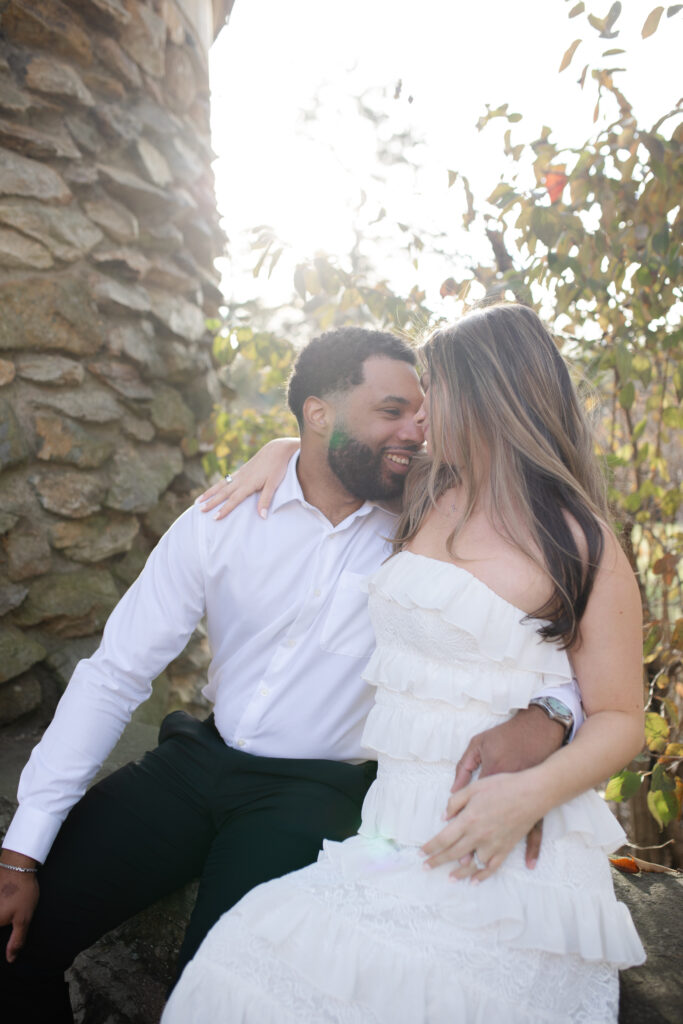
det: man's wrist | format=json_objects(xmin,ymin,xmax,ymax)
[
  {"xmin": 1, "ymin": 847, "xmax": 40, "ymax": 870},
  {"xmin": 528, "ymin": 697, "xmax": 574, "ymax": 744}
]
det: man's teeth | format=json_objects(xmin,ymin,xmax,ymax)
[{"xmin": 386, "ymin": 453, "xmax": 410, "ymax": 466}]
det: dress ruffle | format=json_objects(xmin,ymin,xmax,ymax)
[
  {"xmin": 358, "ymin": 766, "xmax": 627, "ymax": 853},
  {"xmin": 186, "ymin": 852, "xmax": 644, "ymax": 1023},
  {"xmin": 369, "ymin": 551, "xmax": 574, "ymax": 689}
]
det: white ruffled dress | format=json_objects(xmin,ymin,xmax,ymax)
[{"xmin": 162, "ymin": 551, "xmax": 645, "ymax": 1024}]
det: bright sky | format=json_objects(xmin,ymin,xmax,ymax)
[{"xmin": 209, "ymin": 0, "xmax": 681, "ymax": 311}]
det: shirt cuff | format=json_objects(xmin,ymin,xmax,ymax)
[
  {"xmin": 2, "ymin": 805, "xmax": 65, "ymax": 864},
  {"xmin": 537, "ymin": 680, "xmax": 584, "ymax": 741}
]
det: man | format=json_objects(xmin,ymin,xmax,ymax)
[{"xmin": 1, "ymin": 327, "xmax": 578, "ymax": 1021}]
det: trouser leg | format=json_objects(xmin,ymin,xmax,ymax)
[
  {"xmin": 175, "ymin": 750, "xmax": 376, "ymax": 978},
  {"xmin": 0, "ymin": 714, "xmax": 218, "ymax": 1022}
]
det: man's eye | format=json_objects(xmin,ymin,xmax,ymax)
[{"xmin": 382, "ymin": 408, "xmax": 401, "ymax": 416}]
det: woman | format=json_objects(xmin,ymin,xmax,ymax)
[{"xmin": 163, "ymin": 304, "xmax": 645, "ymax": 1023}]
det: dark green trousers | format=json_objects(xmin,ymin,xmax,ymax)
[{"xmin": 1, "ymin": 711, "xmax": 376, "ymax": 1023}]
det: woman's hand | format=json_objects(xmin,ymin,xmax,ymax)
[
  {"xmin": 196, "ymin": 438, "xmax": 300, "ymax": 520},
  {"xmin": 421, "ymin": 770, "xmax": 545, "ymax": 884}
]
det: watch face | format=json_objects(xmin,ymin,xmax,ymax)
[{"xmin": 544, "ymin": 697, "xmax": 572, "ymax": 718}]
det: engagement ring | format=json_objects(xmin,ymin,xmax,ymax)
[
  {"xmin": 472, "ymin": 850, "xmax": 487, "ymax": 871},
  {"xmin": 224, "ymin": 474, "xmax": 233, "ymax": 483}
]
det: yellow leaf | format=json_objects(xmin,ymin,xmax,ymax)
[
  {"xmin": 559, "ymin": 38, "xmax": 581, "ymax": 72},
  {"xmin": 644, "ymin": 712, "xmax": 669, "ymax": 752},
  {"xmin": 642, "ymin": 6, "xmax": 664, "ymax": 37}
]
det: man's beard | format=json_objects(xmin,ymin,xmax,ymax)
[{"xmin": 327, "ymin": 425, "xmax": 408, "ymax": 501}]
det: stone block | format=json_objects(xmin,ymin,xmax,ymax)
[
  {"xmin": 0, "ymin": 72, "xmax": 34, "ymax": 115},
  {"xmin": 119, "ymin": 0, "xmax": 167, "ymax": 79},
  {"xmin": 50, "ymin": 512, "xmax": 140, "ymax": 562},
  {"xmin": 0, "ymin": 116, "xmax": 81, "ymax": 161},
  {"xmin": 106, "ymin": 442, "xmax": 183, "ymax": 513},
  {"xmin": 105, "ymin": 320, "xmax": 163, "ymax": 374},
  {"xmin": 0, "ymin": 397, "xmax": 31, "ymax": 471},
  {"xmin": 95, "ymin": 102, "xmax": 142, "ymax": 141},
  {"xmin": 95, "ymin": 34, "xmax": 143, "ymax": 90},
  {"xmin": 614, "ymin": 868, "xmax": 683, "ymax": 1023},
  {"xmin": 147, "ymin": 288, "xmax": 206, "ymax": 342},
  {"xmin": 0, "ymin": 623, "xmax": 46, "ymax": 684},
  {"xmin": 83, "ymin": 196, "xmax": 139, "ymax": 243},
  {"xmin": 70, "ymin": 0, "xmax": 131, "ymax": 30},
  {"xmin": 0, "ymin": 147, "xmax": 71, "ymax": 204},
  {"xmin": 91, "ymin": 245, "xmax": 150, "ymax": 279},
  {"xmin": 1, "ymin": 0, "xmax": 93, "ymax": 67},
  {"xmin": 0, "ymin": 200, "xmax": 104, "ymax": 262},
  {"xmin": 0, "ymin": 225, "xmax": 53, "ymax": 269},
  {"xmin": 0, "ymin": 359, "xmax": 16, "ymax": 386},
  {"xmin": 3, "ymin": 523, "xmax": 52, "ymax": 581},
  {"xmin": 0, "ymin": 672, "xmax": 42, "ymax": 723},
  {"xmin": 0, "ymin": 274, "xmax": 104, "ymax": 355},
  {"xmin": 97, "ymin": 162, "xmax": 174, "ymax": 214},
  {"xmin": 90, "ymin": 271, "xmax": 151, "ymax": 314},
  {"xmin": 88, "ymin": 358, "xmax": 154, "ymax": 400},
  {"xmin": 44, "ymin": 634, "xmax": 100, "ymax": 689},
  {"xmin": 150, "ymin": 384, "xmax": 195, "ymax": 439},
  {"xmin": 13, "ymin": 568, "xmax": 119, "ymax": 636},
  {"xmin": 65, "ymin": 113, "xmax": 105, "ymax": 156},
  {"xmin": 34, "ymin": 411, "xmax": 116, "ymax": 468},
  {"xmin": 34, "ymin": 387, "xmax": 122, "ymax": 424},
  {"xmin": 16, "ymin": 354, "xmax": 85, "ymax": 386},
  {"xmin": 25, "ymin": 55, "xmax": 95, "ymax": 106},
  {"xmin": 121, "ymin": 413, "xmax": 155, "ymax": 442},
  {"xmin": 134, "ymin": 136, "xmax": 172, "ymax": 187},
  {"xmin": 31, "ymin": 468, "xmax": 107, "ymax": 517},
  {"xmin": 0, "ymin": 512, "xmax": 19, "ymax": 535},
  {"xmin": 164, "ymin": 44, "xmax": 198, "ymax": 114},
  {"xmin": 0, "ymin": 575, "xmax": 28, "ymax": 616}
]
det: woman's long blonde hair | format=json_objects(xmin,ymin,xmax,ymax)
[{"xmin": 393, "ymin": 303, "xmax": 610, "ymax": 647}]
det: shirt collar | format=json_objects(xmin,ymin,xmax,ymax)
[{"xmin": 270, "ymin": 453, "xmax": 399, "ymax": 524}]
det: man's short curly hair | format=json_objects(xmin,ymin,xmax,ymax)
[{"xmin": 287, "ymin": 326, "xmax": 417, "ymax": 429}]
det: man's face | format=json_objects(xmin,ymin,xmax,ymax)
[{"xmin": 327, "ymin": 356, "xmax": 425, "ymax": 501}]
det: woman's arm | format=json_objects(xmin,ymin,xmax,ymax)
[
  {"xmin": 422, "ymin": 528, "xmax": 644, "ymax": 881},
  {"xmin": 197, "ymin": 437, "xmax": 300, "ymax": 519}
]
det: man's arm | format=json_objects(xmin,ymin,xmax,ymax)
[{"xmin": 2, "ymin": 505, "xmax": 207, "ymax": 865}]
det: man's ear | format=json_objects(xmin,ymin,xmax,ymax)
[{"xmin": 302, "ymin": 395, "xmax": 332, "ymax": 437}]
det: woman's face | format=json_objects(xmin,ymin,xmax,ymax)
[{"xmin": 414, "ymin": 370, "xmax": 432, "ymax": 455}]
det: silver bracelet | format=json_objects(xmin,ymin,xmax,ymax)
[{"xmin": 0, "ymin": 861, "xmax": 38, "ymax": 873}]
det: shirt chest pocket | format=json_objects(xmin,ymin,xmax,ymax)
[{"xmin": 320, "ymin": 570, "xmax": 375, "ymax": 659}]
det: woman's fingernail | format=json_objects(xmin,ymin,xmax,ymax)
[
  {"xmin": 259, "ymin": 509, "xmax": 268, "ymax": 520},
  {"xmin": 471, "ymin": 877, "xmax": 480, "ymax": 886}
]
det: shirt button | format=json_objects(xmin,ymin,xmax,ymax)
[
  {"xmin": 260, "ymin": 687, "xmax": 269, "ymax": 696},
  {"xmin": 285, "ymin": 638, "xmax": 296, "ymax": 648},
  {"xmin": 236, "ymin": 738, "xmax": 246, "ymax": 748},
  {"xmin": 313, "ymin": 588, "xmax": 321, "ymax": 597}
]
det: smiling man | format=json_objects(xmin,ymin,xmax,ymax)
[{"xmin": 0, "ymin": 327, "xmax": 425, "ymax": 1022}]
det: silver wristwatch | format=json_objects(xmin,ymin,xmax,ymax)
[{"xmin": 528, "ymin": 696, "xmax": 574, "ymax": 744}]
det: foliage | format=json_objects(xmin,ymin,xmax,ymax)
[{"xmin": 209, "ymin": 2, "xmax": 682, "ymax": 855}]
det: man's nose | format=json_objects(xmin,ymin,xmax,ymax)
[{"xmin": 399, "ymin": 411, "xmax": 425, "ymax": 444}]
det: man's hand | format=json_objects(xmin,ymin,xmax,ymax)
[
  {"xmin": 1, "ymin": 849, "xmax": 40, "ymax": 963},
  {"xmin": 444, "ymin": 707, "xmax": 566, "ymax": 871}
]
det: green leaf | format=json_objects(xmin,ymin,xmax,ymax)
[
  {"xmin": 662, "ymin": 406, "xmax": 683, "ymax": 429},
  {"xmin": 652, "ymin": 762, "xmax": 675, "ymax": 792},
  {"xmin": 618, "ymin": 381, "xmax": 635, "ymax": 410},
  {"xmin": 645, "ymin": 712, "xmax": 670, "ymax": 752},
  {"xmin": 615, "ymin": 343, "xmax": 632, "ymax": 382},
  {"xmin": 559, "ymin": 39, "xmax": 581, "ymax": 71},
  {"xmin": 647, "ymin": 787, "xmax": 678, "ymax": 828},
  {"xmin": 605, "ymin": 770, "xmax": 643, "ymax": 801},
  {"xmin": 642, "ymin": 6, "xmax": 664, "ymax": 37}
]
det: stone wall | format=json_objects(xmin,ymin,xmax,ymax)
[{"xmin": 0, "ymin": 0, "xmax": 231, "ymax": 726}]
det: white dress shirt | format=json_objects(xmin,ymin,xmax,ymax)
[{"xmin": 4, "ymin": 455, "xmax": 583, "ymax": 863}]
